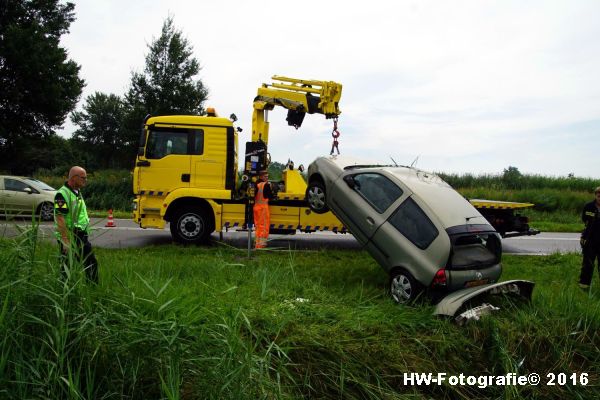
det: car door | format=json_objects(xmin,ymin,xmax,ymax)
[
  {"xmin": 0, "ymin": 177, "xmax": 11, "ymax": 213},
  {"xmin": 328, "ymin": 171, "xmax": 408, "ymax": 245},
  {"xmin": 368, "ymin": 196, "xmax": 449, "ymax": 276},
  {"xmin": 4, "ymin": 178, "xmax": 37, "ymax": 213}
]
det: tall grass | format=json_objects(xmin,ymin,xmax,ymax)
[
  {"xmin": 439, "ymin": 172, "xmax": 600, "ymax": 192},
  {"xmin": 438, "ymin": 172, "xmax": 599, "ymax": 226},
  {"xmin": 1, "ymin": 224, "xmax": 599, "ymax": 398}
]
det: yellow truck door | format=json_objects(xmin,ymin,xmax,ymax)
[
  {"xmin": 136, "ymin": 127, "xmax": 197, "ymax": 196},
  {"xmin": 192, "ymin": 126, "xmax": 227, "ymax": 189}
]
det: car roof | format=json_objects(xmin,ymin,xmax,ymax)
[
  {"xmin": 316, "ymin": 156, "xmax": 487, "ymax": 228},
  {"xmin": 0, "ymin": 176, "xmax": 57, "ymax": 189},
  {"xmin": 382, "ymin": 167, "xmax": 487, "ymax": 228}
]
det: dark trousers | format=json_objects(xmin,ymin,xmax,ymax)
[
  {"xmin": 59, "ymin": 230, "xmax": 99, "ymax": 283},
  {"xmin": 579, "ymin": 244, "xmax": 600, "ymax": 286}
]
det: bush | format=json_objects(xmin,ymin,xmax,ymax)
[
  {"xmin": 36, "ymin": 169, "xmax": 133, "ymax": 211},
  {"xmin": 439, "ymin": 170, "xmax": 600, "ymax": 214}
]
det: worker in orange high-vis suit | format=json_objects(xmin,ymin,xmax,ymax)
[{"xmin": 254, "ymin": 170, "xmax": 273, "ymax": 248}]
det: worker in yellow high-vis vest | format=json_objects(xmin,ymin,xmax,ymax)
[
  {"xmin": 254, "ymin": 170, "xmax": 274, "ymax": 249},
  {"xmin": 54, "ymin": 166, "xmax": 98, "ymax": 283}
]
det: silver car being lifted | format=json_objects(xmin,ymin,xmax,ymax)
[{"xmin": 306, "ymin": 156, "xmax": 533, "ymax": 318}]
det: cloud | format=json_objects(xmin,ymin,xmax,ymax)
[{"xmin": 59, "ymin": 0, "xmax": 600, "ymax": 177}]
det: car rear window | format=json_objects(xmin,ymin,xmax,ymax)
[
  {"xmin": 447, "ymin": 227, "xmax": 501, "ymax": 269},
  {"xmin": 388, "ymin": 197, "xmax": 439, "ymax": 249}
]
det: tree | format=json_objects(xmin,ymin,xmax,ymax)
[
  {"xmin": 122, "ymin": 17, "xmax": 209, "ymax": 155},
  {"xmin": 502, "ymin": 166, "xmax": 522, "ymax": 189},
  {"xmin": 71, "ymin": 92, "xmax": 128, "ymax": 169},
  {"xmin": 0, "ymin": 0, "xmax": 84, "ymax": 173},
  {"xmin": 16, "ymin": 134, "xmax": 76, "ymax": 175}
]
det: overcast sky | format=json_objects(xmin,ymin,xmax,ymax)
[{"xmin": 60, "ymin": 0, "xmax": 600, "ymax": 178}]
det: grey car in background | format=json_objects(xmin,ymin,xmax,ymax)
[
  {"xmin": 0, "ymin": 176, "xmax": 57, "ymax": 221},
  {"xmin": 306, "ymin": 156, "xmax": 533, "ymax": 315}
]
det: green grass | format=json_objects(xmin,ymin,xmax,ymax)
[
  {"xmin": 440, "ymin": 171, "xmax": 600, "ymax": 192},
  {"xmin": 1, "ymin": 224, "xmax": 599, "ymax": 399}
]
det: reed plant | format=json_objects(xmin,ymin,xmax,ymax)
[
  {"xmin": 1, "ymin": 224, "xmax": 599, "ymax": 398},
  {"xmin": 439, "ymin": 172, "xmax": 600, "ymax": 192}
]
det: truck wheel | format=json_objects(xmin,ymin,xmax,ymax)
[
  {"xmin": 389, "ymin": 269, "xmax": 421, "ymax": 304},
  {"xmin": 170, "ymin": 208, "xmax": 214, "ymax": 244},
  {"xmin": 38, "ymin": 202, "xmax": 54, "ymax": 221},
  {"xmin": 306, "ymin": 181, "xmax": 329, "ymax": 214}
]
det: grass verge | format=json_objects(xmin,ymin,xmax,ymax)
[{"xmin": 1, "ymin": 227, "xmax": 599, "ymax": 398}]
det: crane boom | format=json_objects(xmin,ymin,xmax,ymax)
[{"xmin": 251, "ymin": 76, "xmax": 342, "ymax": 144}]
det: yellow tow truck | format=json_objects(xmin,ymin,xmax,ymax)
[
  {"xmin": 133, "ymin": 76, "xmax": 345, "ymax": 243},
  {"xmin": 132, "ymin": 75, "xmax": 539, "ymax": 243},
  {"xmin": 468, "ymin": 199, "xmax": 539, "ymax": 238}
]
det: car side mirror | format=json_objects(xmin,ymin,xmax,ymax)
[
  {"xmin": 24, "ymin": 187, "xmax": 32, "ymax": 194},
  {"xmin": 138, "ymin": 146, "xmax": 145, "ymax": 156},
  {"xmin": 343, "ymin": 175, "xmax": 357, "ymax": 189}
]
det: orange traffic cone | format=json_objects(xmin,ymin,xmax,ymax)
[{"xmin": 105, "ymin": 209, "xmax": 116, "ymax": 227}]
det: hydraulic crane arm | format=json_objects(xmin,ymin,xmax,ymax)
[{"xmin": 251, "ymin": 75, "xmax": 343, "ymax": 144}]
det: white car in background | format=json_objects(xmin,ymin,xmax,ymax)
[{"xmin": 0, "ymin": 176, "xmax": 57, "ymax": 221}]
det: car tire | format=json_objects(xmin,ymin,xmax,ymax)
[
  {"xmin": 389, "ymin": 269, "xmax": 422, "ymax": 304},
  {"xmin": 306, "ymin": 181, "xmax": 329, "ymax": 214},
  {"xmin": 170, "ymin": 207, "xmax": 214, "ymax": 244},
  {"xmin": 38, "ymin": 202, "xmax": 54, "ymax": 221}
]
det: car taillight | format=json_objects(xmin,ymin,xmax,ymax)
[{"xmin": 431, "ymin": 268, "xmax": 447, "ymax": 288}]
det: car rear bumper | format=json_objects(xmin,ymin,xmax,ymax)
[{"xmin": 434, "ymin": 280, "xmax": 535, "ymax": 317}]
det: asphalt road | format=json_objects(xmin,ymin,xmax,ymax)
[{"xmin": 0, "ymin": 218, "xmax": 581, "ymax": 255}]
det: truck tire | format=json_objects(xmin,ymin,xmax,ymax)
[
  {"xmin": 306, "ymin": 181, "xmax": 329, "ymax": 214},
  {"xmin": 170, "ymin": 207, "xmax": 214, "ymax": 244}
]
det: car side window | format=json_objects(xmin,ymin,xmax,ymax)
[
  {"xmin": 4, "ymin": 178, "xmax": 30, "ymax": 193},
  {"xmin": 389, "ymin": 197, "xmax": 439, "ymax": 249},
  {"xmin": 351, "ymin": 173, "xmax": 403, "ymax": 213}
]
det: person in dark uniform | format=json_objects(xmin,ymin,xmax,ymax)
[
  {"xmin": 579, "ymin": 186, "xmax": 600, "ymax": 290},
  {"xmin": 54, "ymin": 166, "xmax": 99, "ymax": 283}
]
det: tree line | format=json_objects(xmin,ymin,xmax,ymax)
[{"xmin": 1, "ymin": 1, "xmax": 208, "ymax": 174}]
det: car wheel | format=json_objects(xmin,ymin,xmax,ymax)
[
  {"xmin": 170, "ymin": 208, "xmax": 214, "ymax": 244},
  {"xmin": 389, "ymin": 269, "xmax": 421, "ymax": 304},
  {"xmin": 38, "ymin": 202, "xmax": 54, "ymax": 221},
  {"xmin": 306, "ymin": 181, "xmax": 329, "ymax": 214}
]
